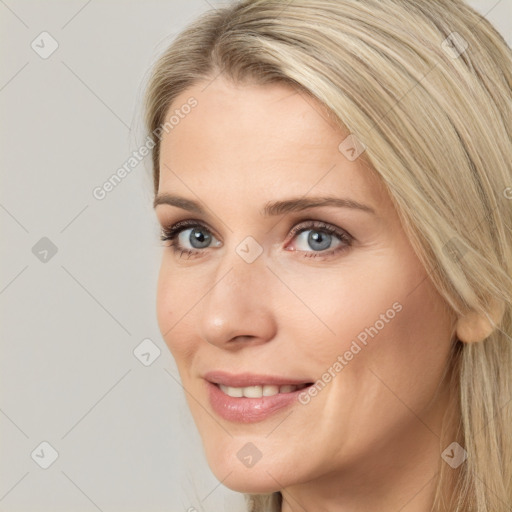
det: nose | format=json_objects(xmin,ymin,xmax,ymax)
[{"xmin": 197, "ymin": 245, "xmax": 277, "ymax": 349}]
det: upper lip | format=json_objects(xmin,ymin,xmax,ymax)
[{"xmin": 204, "ymin": 370, "xmax": 313, "ymax": 388}]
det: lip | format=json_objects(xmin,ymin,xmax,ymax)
[{"xmin": 204, "ymin": 371, "xmax": 313, "ymax": 423}]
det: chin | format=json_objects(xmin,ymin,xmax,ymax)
[
  {"xmin": 215, "ymin": 471, "xmax": 283, "ymax": 494},
  {"xmin": 204, "ymin": 453, "xmax": 286, "ymax": 493}
]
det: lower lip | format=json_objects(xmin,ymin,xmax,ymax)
[{"xmin": 206, "ymin": 381, "xmax": 309, "ymax": 423}]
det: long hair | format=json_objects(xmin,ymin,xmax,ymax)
[{"xmin": 144, "ymin": 1, "xmax": 512, "ymax": 510}]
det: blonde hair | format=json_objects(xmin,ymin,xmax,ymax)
[{"xmin": 144, "ymin": 1, "xmax": 512, "ymax": 510}]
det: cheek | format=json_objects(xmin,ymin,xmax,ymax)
[
  {"xmin": 289, "ymin": 245, "xmax": 454, "ymax": 404},
  {"xmin": 369, "ymin": 276, "xmax": 455, "ymax": 388},
  {"xmin": 156, "ymin": 258, "xmax": 196, "ymax": 362},
  {"xmin": 280, "ymin": 254, "xmax": 405, "ymax": 362},
  {"xmin": 277, "ymin": 259, "xmax": 453, "ymax": 469}
]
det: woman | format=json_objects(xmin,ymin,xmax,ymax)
[{"xmin": 144, "ymin": 1, "xmax": 512, "ymax": 510}]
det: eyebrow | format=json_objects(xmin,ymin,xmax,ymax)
[{"xmin": 153, "ymin": 193, "xmax": 376, "ymax": 216}]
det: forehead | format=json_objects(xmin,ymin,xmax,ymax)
[{"xmin": 158, "ymin": 76, "xmax": 387, "ymax": 211}]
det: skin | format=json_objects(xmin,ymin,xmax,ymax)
[{"xmin": 154, "ymin": 75, "xmax": 460, "ymax": 511}]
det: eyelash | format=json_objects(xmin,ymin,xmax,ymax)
[{"xmin": 160, "ymin": 219, "xmax": 354, "ymax": 260}]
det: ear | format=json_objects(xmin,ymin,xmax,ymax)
[{"xmin": 456, "ymin": 299, "xmax": 505, "ymax": 343}]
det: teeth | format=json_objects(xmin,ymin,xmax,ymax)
[
  {"xmin": 218, "ymin": 383, "xmax": 308, "ymax": 398},
  {"xmin": 263, "ymin": 385, "xmax": 280, "ymax": 396}
]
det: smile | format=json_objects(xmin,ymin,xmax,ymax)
[{"xmin": 218, "ymin": 383, "xmax": 310, "ymax": 398}]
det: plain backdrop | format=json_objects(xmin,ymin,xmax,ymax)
[{"xmin": 1, "ymin": 1, "xmax": 510, "ymax": 511}]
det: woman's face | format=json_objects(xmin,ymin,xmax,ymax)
[{"xmin": 155, "ymin": 76, "xmax": 456, "ymax": 495}]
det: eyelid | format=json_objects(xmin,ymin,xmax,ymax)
[
  {"xmin": 286, "ymin": 220, "xmax": 353, "ymax": 242},
  {"xmin": 161, "ymin": 218, "xmax": 221, "ymax": 241},
  {"xmin": 160, "ymin": 217, "xmax": 352, "ymax": 239},
  {"xmin": 160, "ymin": 219, "xmax": 351, "ymax": 243}
]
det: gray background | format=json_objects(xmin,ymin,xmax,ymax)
[{"xmin": 1, "ymin": 1, "xmax": 510, "ymax": 511}]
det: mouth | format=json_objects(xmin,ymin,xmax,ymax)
[{"xmin": 203, "ymin": 371, "xmax": 315, "ymax": 423}]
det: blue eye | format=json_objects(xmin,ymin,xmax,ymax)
[
  {"xmin": 285, "ymin": 221, "xmax": 352, "ymax": 258},
  {"xmin": 160, "ymin": 219, "xmax": 353, "ymax": 260},
  {"xmin": 178, "ymin": 227, "xmax": 215, "ymax": 249},
  {"xmin": 160, "ymin": 220, "xmax": 221, "ymax": 258},
  {"xmin": 292, "ymin": 228, "xmax": 340, "ymax": 252}
]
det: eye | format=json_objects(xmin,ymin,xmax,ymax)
[
  {"xmin": 174, "ymin": 226, "xmax": 215, "ymax": 249},
  {"xmin": 159, "ymin": 219, "xmax": 353, "ymax": 260},
  {"xmin": 160, "ymin": 220, "xmax": 221, "ymax": 258},
  {"xmin": 285, "ymin": 220, "xmax": 353, "ymax": 259}
]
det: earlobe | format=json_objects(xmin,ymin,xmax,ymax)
[{"xmin": 456, "ymin": 300, "xmax": 505, "ymax": 343}]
